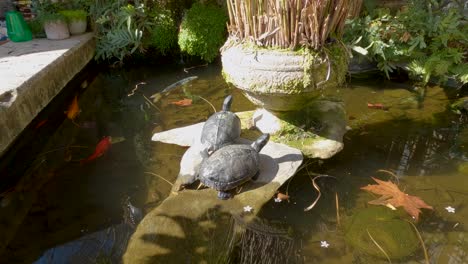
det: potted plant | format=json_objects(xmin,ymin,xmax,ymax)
[
  {"xmin": 59, "ymin": 9, "xmax": 87, "ymax": 35},
  {"xmin": 221, "ymin": 0, "xmax": 362, "ymax": 111},
  {"xmin": 39, "ymin": 12, "xmax": 69, "ymax": 40}
]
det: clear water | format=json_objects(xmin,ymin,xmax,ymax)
[{"xmin": 0, "ymin": 64, "xmax": 467, "ymax": 263}]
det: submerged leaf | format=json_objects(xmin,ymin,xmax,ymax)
[
  {"xmin": 169, "ymin": 98, "xmax": 192, "ymax": 106},
  {"xmin": 361, "ymin": 177, "xmax": 433, "ymax": 221},
  {"xmin": 367, "ymin": 103, "xmax": 386, "ymax": 110}
]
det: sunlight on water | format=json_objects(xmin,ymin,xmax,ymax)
[{"xmin": 0, "ymin": 64, "xmax": 466, "ymax": 263}]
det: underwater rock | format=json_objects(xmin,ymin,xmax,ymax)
[
  {"xmin": 127, "ymin": 128, "xmax": 302, "ymax": 263},
  {"xmin": 458, "ymin": 162, "xmax": 468, "ymax": 174},
  {"xmin": 345, "ymin": 207, "xmax": 420, "ymax": 260}
]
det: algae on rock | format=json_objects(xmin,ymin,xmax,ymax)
[{"xmin": 345, "ymin": 207, "xmax": 420, "ymax": 260}]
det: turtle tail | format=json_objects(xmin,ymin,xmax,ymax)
[{"xmin": 222, "ymin": 95, "xmax": 233, "ymax": 111}]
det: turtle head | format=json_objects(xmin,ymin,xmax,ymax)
[
  {"xmin": 251, "ymin": 133, "xmax": 270, "ymax": 152},
  {"xmin": 222, "ymin": 95, "xmax": 233, "ymax": 111}
]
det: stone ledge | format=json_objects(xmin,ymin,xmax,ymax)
[{"xmin": 0, "ymin": 33, "xmax": 95, "ymax": 155}]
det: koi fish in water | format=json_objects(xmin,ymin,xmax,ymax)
[
  {"xmin": 34, "ymin": 119, "xmax": 48, "ymax": 129},
  {"xmin": 65, "ymin": 95, "xmax": 80, "ymax": 126},
  {"xmin": 80, "ymin": 136, "xmax": 112, "ymax": 164}
]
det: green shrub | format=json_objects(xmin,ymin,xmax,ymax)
[
  {"xmin": 148, "ymin": 8, "xmax": 178, "ymax": 55},
  {"xmin": 344, "ymin": 0, "xmax": 468, "ymax": 85},
  {"xmin": 27, "ymin": 18, "xmax": 45, "ymax": 38},
  {"xmin": 59, "ymin": 10, "xmax": 87, "ymax": 22},
  {"xmin": 91, "ymin": 0, "xmax": 153, "ymax": 63},
  {"xmin": 38, "ymin": 12, "xmax": 67, "ymax": 24},
  {"xmin": 178, "ymin": 3, "xmax": 227, "ymax": 62}
]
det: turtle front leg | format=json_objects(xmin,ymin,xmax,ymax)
[
  {"xmin": 217, "ymin": 191, "xmax": 233, "ymax": 200},
  {"xmin": 251, "ymin": 171, "xmax": 260, "ymax": 181}
]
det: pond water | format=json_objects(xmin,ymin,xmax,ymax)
[{"xmin": 0, "ymin": 64, "xmax": 467, "ymax": 263}]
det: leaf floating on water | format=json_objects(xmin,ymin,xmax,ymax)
[
  {"xmin": 169, "ymin": 98, "xmax": 192, "ymax": 106},
  {"xmin": 277, "ymin": 192, "xmax": 290, "ymax": 201},
  {"xmin": 361, "ymin": 177, "xmax": 433, "ymax": 221},
  {"xmin": 367, "ymin": 103, "xmax": 387, "ymax": 110}
]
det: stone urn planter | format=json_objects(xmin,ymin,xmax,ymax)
[
  {"xmin": 41, "ymin": 13, "xmax": 70, "ymax": 40},
  {"xmin": 221, "ymin": 39, "xmax": 348, "ymax": 111},
  {"xmin": 68, "ymin": 20, "xmax": 87, "ymax": 35},
  {"xmin": 44, "ymin": 20, "xmax": 70, "ymax": 40}
]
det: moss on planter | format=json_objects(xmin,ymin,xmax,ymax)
[{"xmin": 221, "ymin": 39, "xmax": 349, "ymax": 107}]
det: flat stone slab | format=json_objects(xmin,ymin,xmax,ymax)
[
  {"xmin": 124, "ymin": 121, "xmax": 303, "ymax": 263},
  {"xmin": 0, "ymin": 33, "xmax": 95, "ymax": 155}
]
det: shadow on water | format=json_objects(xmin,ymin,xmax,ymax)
[{"xmin": 125, "ymin": 201, "xmax": 300, "ymax": 264}]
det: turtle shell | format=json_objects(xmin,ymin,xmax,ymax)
[
  {"xmin": 201, "ymin": 111, "xmax": 241, "ymax": 152},
  {"xmin": 198, "ymin": 144, "xmax": 260, "ymax": 191}
]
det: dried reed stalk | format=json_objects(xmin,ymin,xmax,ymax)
[{"xmin": 226, "ymin": 0, "xmax": 361, "ymax": 50}]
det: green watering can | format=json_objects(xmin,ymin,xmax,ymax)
[{"xmin": 5, "ymin": 11, "xmax": 32, "ymax": 42}]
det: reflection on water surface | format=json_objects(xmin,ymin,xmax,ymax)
[{"xmin": 0, "ymin": 64, "xmax": 466, "ymax": 263}]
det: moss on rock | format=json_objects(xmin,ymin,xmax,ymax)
[{"xmin": 345, "ymin": 206, "xmax": 420, "ymax": 260}]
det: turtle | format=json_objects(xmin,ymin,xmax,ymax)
[
  {"xmin": 198, "ymin": 133, "xmax": 270, "ymax": 200},
  {"xmin": 200, "ymin": 95, "xmax": 241, "ymax": 154}
]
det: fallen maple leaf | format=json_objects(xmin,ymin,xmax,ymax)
[
  {"xmin": 361, "ymin": 177, "xmax": 433, "ymax": 221},
  {"xmin": 169, "ymin": 98, "xmax": 192, "ymax": 106}
]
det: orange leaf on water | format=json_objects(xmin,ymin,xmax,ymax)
[
  {"xmin": 361, "ymin": 177, "xmax": 433, "ymax": 221},
  {"xmin": 169, "ymin": 98, "xmax": 192, "ymax": 106},
  {"xmin": 277, "ymin": 192, "xmax": 290, "ymax": 201},
  {"xmin": 367, "ymin": 103, "xmax": 386, "ymax": 110}
]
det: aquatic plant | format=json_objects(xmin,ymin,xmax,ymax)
[
  {"xmin": 178, "ymin": 3, "xmax": 228, "ymax": 62},
  {"xmin": 226, "ymin": 0, "xmax": 362, "ymax": 50}
]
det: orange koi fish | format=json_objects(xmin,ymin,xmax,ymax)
[
  {"xmin": 65, "ymin": 95, "xmax": 80, "ymax": 125},
  {"xmin": 34, "ymin": 119, "xmax": 48, "ymax": 129},
  {"xmin": 80, "ymin": 136, "xmax": 112, "ymax": 164}
]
